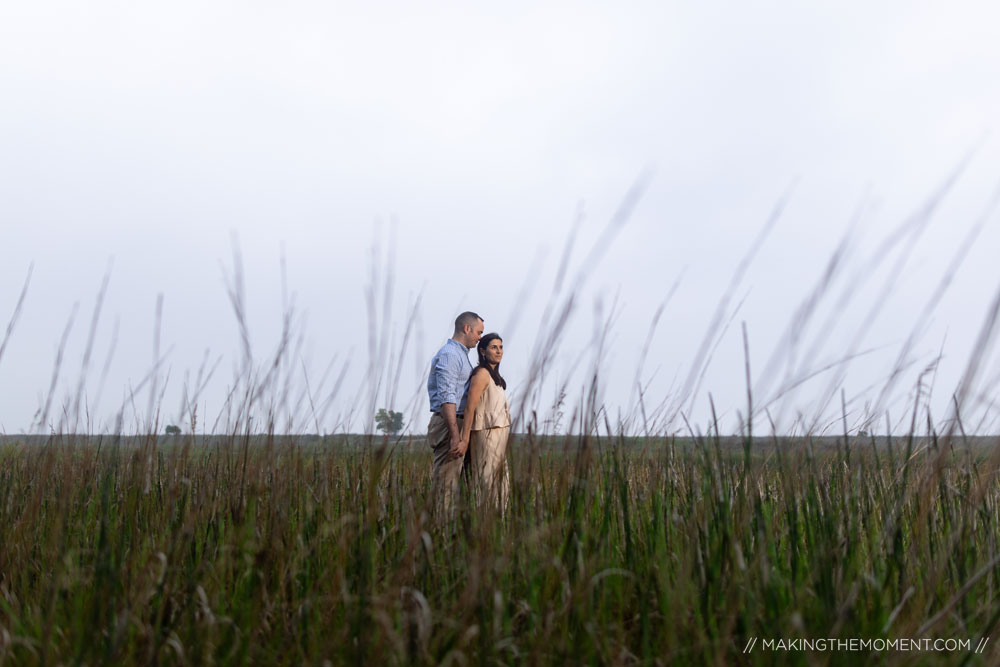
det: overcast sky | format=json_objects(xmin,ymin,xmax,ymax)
[{"xmin": 2, "ymin": 1, "xmax": 1000, "ymax": 436}]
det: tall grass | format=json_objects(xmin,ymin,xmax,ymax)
[
  {"xmin": 2, "ymin": 432, "xmax": 1000, "ymax": 664},
  {"xmin": 3, "ymin": 171, "xmax": 1000, "ymax": 664}
]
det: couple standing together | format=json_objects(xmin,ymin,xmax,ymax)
[{"xmin": 426, "ymin": 311, "xmax": 511, "ymax": 512}]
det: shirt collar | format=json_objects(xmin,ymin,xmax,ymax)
[{"xmin": 447, "ymin": 338, "xmax": 470, "ymax": 353}]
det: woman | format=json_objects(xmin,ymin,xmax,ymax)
[{"xmin": 460, "ymin": 332, "xmax": 511, "ymax": 510}]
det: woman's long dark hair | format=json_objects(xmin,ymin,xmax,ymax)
[{"xmin": 475, "ymin": 333, "xmax": 506, "ymax": 389}]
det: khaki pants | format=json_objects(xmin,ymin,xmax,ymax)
[
  {"xmin": 469, "ymin": 426, "xmax": 510, "ymax": 512},
  {"xmin": 427, "ymin": 413, "xmax": 465, "ymax": 513}
]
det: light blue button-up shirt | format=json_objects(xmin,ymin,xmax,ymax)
[{"xmin": 427, "ymin": 338, "xmax": 474, "ymax": 415}]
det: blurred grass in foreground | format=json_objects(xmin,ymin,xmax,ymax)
[
  {"xmin": 2, "ymin": 431, "xmax": 1000, "ymax": 665},
  {"xmin": 4, "ymin": 169, "xmax": 1000, "ymax": 665}
]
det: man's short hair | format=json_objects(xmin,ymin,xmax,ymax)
[{"xmin": 454, "ymin": 311, "xmax": 482, "ymax": 333}]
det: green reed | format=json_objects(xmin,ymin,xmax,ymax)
[{"xmin": 1, "ymin": 431, "xmax": 999, "ymax": 666}]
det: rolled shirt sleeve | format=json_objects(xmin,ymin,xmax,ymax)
[
  {"xmin": 436, "ymin": 354, "xmax": 464, "ymax": 407},
  {"xmin": 427, "ymin": 339, "xmax": 474, "ymax": 414}
]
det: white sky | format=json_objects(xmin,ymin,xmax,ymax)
[{"xmin": 2, "ymin": 1, "xmax": 1000, "ymax": 435}]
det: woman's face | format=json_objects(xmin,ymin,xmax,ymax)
[{"xmin": 483, "ymin": 338, "xmax": 503, "ymax": 365}]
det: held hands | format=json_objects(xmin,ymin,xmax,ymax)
[{"xmin": 449, "ymin": 434, "xmax": 469, "ymax": 459}]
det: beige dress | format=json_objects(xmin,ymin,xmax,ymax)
[{"xmin": 469, "ymin": 375, "xmax": 511, "ymax": 510}]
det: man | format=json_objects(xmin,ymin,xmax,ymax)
[{"xmin": 426, "ymin": 311, "xmax": 484, "ymax": 512}]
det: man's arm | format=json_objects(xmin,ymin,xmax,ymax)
[
  {"xmin": 441, "ymin": 402, "xmax": 464, "ymax": 457},
  {"xmin": 433, "ymin": 350, "xmax": 466, "ymax": 457}
]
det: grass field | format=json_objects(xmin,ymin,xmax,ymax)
[
  {"xmin": 2, "ymin": 431, "xmax": 999, "ymax": 665},
  {"xmin": 3, "ymin": 184, "xmax": 1000, "ymax": 665}
]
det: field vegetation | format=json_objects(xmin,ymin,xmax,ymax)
[
  {"xmin": 1, "ymin": 430, "xmax": 1000, "ymax": 665},
  {"xmin": 3, "ymin": 176, "xmax": 1000, "ymax": 664}
]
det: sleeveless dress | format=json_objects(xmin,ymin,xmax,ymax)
[{"xmin": 469, "ymin": 375, "xmax": 511, "ymax": 509}]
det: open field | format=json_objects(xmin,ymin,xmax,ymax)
[
  {"xmin": 3, "ymin": 190, "xmax": 1000, "ymax": 665},
  {"xmin": 7, "ymin": 3, "xmax": 1000, "ymax": 663},
  {"xmin": 2, "ymin": 432, "xmax": 1000, "ymax": 665}
]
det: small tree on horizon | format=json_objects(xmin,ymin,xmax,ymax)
[
  {"xmin": 165, "ymin": 424, "xmax": 181, "ymax": 436},
  {"xmin": 374, "ymin": 409, "xmax": 404, "ymax": 436}
]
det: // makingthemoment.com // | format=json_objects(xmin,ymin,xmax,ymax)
[{"xmin": 743, "ymin": 636, "xmax": 989, "ymax": 654}]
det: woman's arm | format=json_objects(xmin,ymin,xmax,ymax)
[{"xmin": 460, "ymin": 369, "xmax": 491, "ymax": 445}]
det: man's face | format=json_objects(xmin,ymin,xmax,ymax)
[{"xmin": 465, "ymin": 320, "xmax": 484, "ymax": 347}]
